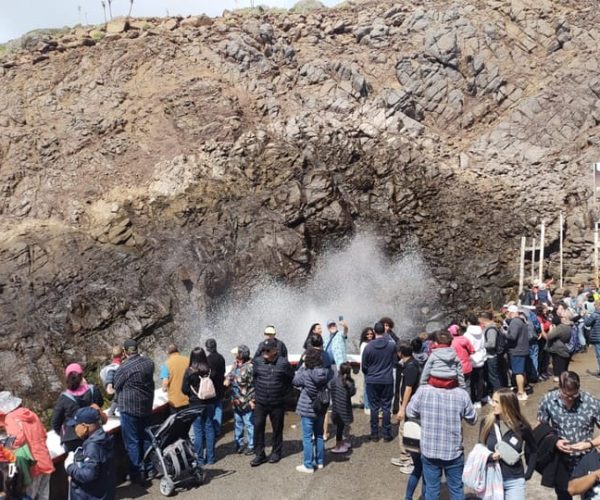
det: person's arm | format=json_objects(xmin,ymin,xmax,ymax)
[
  {"xmin": 67, "ymin": 449, "xmax": 101, "ymax": 484},
  {"xmin": 113, "ymin": 365, "xmax": 125, "ymax": 392},
  {"xmin": 455, "ymin": 358, "xmax": 466, "ymax": 389},
  {"xmin": 397, "ymin": 386, "xmax": 413, "ymax": 420},
  {"xmin": 181, "ymin": 370, "xmax": 191, "ymax": 397},
  {"xmin": 159, "ymin": 364, "xmax": 170, "ymax": 392},
  {"xmin": 523, "ymin": 427, "xmax": 538, "ymax": 480},
  {"xmin": 547, "ymin": 326, "xmax": 561, "ymax": 341},
  {"xmin": 361, "ymin": 348, "xmax": 369, "ymax": 375},
  {"xmin": 340, "ymin": 320, "xmax": 349, "ymax": 336},
  {"xmin": 292, "ymin": 368, "xmax": 305, "ymax": 388},
  {"xmin": 483, "ymin": 327, "xmax": 497, "ymax": 351},
  {"xmin": 568, "ymin": 470, "xmax": 600, "ymax": 496},
  {"xmin": 51, "ymin": 399, "xmax": 65, "ymax": 435},
  {"xmin": 419, "ymin": 356, "xmax": 432, "ymax": 385},
  {"xmin": 91, "ymin": 386, "xmax": 104, "ymax": 407},
  {"xmin": 406, "ymin": 389, "xmax": 420, "ymax": 419},
  {"xmin": 463, "ymin": 395, "xmax": 478, "ymax": 425}
]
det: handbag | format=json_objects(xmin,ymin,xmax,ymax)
[
  {"xmin": 402, "ymin": 420, "xmax": 421, "ymax": 453},
  {"xmin": 494, "ymin": 423, "xmax": 522, "ymax": 465}
]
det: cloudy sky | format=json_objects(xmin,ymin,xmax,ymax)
[{"xmin": 1, "ymin": 0, "xmax": 340, "ymax": 43}]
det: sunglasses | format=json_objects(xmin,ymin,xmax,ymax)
[{"xmin": 560, "ymin": 390, "xmax": 579, "ymax": 401}]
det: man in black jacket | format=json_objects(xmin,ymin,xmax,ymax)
[
  {"xmin": 113, "ymin": 339, "xmax": 155, "ymax": 485},
  {"xmin": 250, "ymin": 338, "xmax": 294, "ymax": 467},
  {"xmin": 254, "ymin": 325, "xmax": 288, "ymax": 359},
  {"xmin": 205, "ymin": 338, "xmax": 226, "ymax": 436}
]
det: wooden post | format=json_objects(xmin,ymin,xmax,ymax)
[
  {"xmin": 519, "ymin": 236, "xmax": 526, "ymax": 300},
  {"xmin": 531, "ymin": 237, "xmax": 536, "ymax": 283},
  {"xmin": 539, "ymin": 221, "xmax": 545, "ymax": 284},
  {"xmin": 559, "ymin": 212, "xmax": 564, "ymax": 288}
]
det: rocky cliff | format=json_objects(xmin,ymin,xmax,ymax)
[{"xmin": 1, "ymin": 0, "xmax": 599, "ymax": 410}]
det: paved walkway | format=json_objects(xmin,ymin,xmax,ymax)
[{"xmin": 117, "ymin": 350, "xmax": 600, "ymax": 499}]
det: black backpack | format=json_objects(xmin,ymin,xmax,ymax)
[
  {"xmin": 485, "ymin": 325, "xmax": 507, "ymax": 356},
  {"xmin": 312, "ymin": 385, "xmax": 330, "ymax": 415}
]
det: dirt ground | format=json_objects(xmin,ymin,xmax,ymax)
[{"xmin": 117, "ymin": 350, "xmax": 600, "ymax": 500}]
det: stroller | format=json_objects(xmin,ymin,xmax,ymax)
[{"xmin": 143, "ymin": 406, "xmax": 205, "ymax": 497}]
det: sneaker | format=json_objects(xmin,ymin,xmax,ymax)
[
  {"xmin": 268, "ymin": 454, "xmax": 281, "ymax": 464},
  {"xmin": 236, "ymin": 445, "xmax": 245, "ymax": 454},
  {"xmin": 473, "ymin": 402, "xmax": 482, "ymax": 409},
  {"xmin": 244, "ymin": 448, "xmax": 255, "ymax": 456},
  {"xmin": 391, "ymin": 456, "xmax": 412, "ymax": 467},
  {"xmin": 553, "ymin": 377, "xmax": 559, "ymax": 382},
  {"xmin": 383, "ymin": 435, "xmax": 394, "ymax": 443},
  {"xmin": 331, "ymin": 444, "xmax": 349, "ymax": 454},
  {"xmin": 296, "ymin": 464, "xmax": 314, "ymax": 474},
  {"xmin": 250, "ymin": 455, "xmax": 268, "ymax": 467},
  {"xmin": 399, "ymin": 464, "xmax": 415, "ymax": 475},
  {"xmin": 517, "ymin": 393, "xmax": 528, "ymax": 401},
  {"xmin": 364, "ymin": 408, "xmax": 371, "ymax": 415},
  {"xmin": 343, "ymin": 438, "xmax": 352, "ymax": 449},
  {"xmin": 317, "ymin": 464, "xmax": 324, "ymax": 469}
]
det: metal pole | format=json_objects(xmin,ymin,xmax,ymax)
[
  {"xmin": 539, "ymin": 221, "xmax": 545, "ymax": 284},
  {"xmin": 519, "ymin": 236, "xmax": 526, "ymax": 300},
  {"xmin": 531, "ymin": 237, "xmax": 536, "ymax": 283},
  {"xmin": 559, "ymin": 212, "xmax": 564, "ymax": 288},
  {"xmin": 595, "ymin": 222, "xmax": 599, "ymax": 288}
]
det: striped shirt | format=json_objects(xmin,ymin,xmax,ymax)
[
  {"xmin": 406, "ymin": 384, "xmax": 477, "ymax": 460},
  {"xmin": 114, "ymin": 354, "xmax": 155, "ymax": 417}
]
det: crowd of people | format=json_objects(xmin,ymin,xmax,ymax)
[{"xmin": 2, "ymin": 281, "xmax": 600, "ymax": 499}]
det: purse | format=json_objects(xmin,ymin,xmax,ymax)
[{"xmin": 494, "ymin": 423, "xmax": 522, "ymax": 466}]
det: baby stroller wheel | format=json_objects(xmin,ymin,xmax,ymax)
[{"xmin": 159, "ymin": 477, "xmax": 175, "ymax": 497}]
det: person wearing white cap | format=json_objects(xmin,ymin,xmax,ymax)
[
  {"xmin": 0, "ymin": 391, "xmax": 55, "ymax": 500},
  {"xmin": 254, "ymin": 325, "xmax": 288, "ymax": 359},
  {"xmin": 505, "ymin": 306, "xmax": 530, "ymax": 401}
]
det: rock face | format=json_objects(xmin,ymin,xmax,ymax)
[{"xmin": 1, "ymin": 0, "xmax": 599, "ymax": 410}]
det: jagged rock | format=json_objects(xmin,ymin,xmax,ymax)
[{"xmin": 106, "ymin": 19, "xmax": 129, "ymax": 34}]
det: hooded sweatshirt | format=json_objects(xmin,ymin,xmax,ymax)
[
  {"xmin": 451, "ymin": 335, "xmax": 474, "ymax": 375},
  {"xmin": 361, "ymin": 336, "xmax": 398, "ymax": 385},
  {"xmin": 464, "ymin": 325, "xmax": 486, "ymax": 368},
  {"xmin": 419, "ymin": 346, "xmax": 465, "ymax": 388},
  {"xmin": 4, "ymin": 407, "xmax": 54, "ymax": 476}
]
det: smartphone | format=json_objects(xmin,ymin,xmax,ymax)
[{"xmin": 338, "ymin": 315, "xmax": 344, "ymax": 321}]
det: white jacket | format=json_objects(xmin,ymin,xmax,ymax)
[{"xmin": 465, "ymin": 325, "xmax": 487, "ymax": 368}]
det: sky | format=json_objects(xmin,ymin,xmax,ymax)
[{"xmin": 0, "ymin": 0, "xmax": 341, "ymax": 43}]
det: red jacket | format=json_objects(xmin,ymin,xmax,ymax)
[
  {"xmin": 5, "ymin": 407, "xmax": 55, "ymax": 476},
  {"xmin": 451, "ymin": 336, "xmax": 474, "ymax": 375}
]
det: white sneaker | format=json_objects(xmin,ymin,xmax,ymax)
[
  {"xmin": 331, "ymin": 444, "xmax": 349, "ymax": 454},
  {"xmin": 364, "ymin": 408, "xmax": 371, "ymax": 415},
  {"xmin": 317, "ymin": 464, "xmax": 324, "ymax": 470},
  {"xmin": 473, "ymin": 402, "xmax": 482, "ymax": 409},
  {"xmin": 517, "ymin": 393, "xmax": 528, "ymax": 401},
  {"xmin": 399, "ymin": 464, "xmax": 414, "ymax": 475},
  {"xmin": 296, "ymin": 465, "xmax": 314, "ymax": 474},
  {"xmin": 343, "ymin": 439, "xmax": 352, "ymax": 448}
]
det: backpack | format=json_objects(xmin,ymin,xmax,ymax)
[
  {"xmin": 99, "ymin": 362, "xmax": 119, "ymax": 386},
  {"xmin": 520, "ymin": 313, "xmax": 537, "ymax": 342},
  {"xmin": 61, "ymin": 386, "xmax": 108, "ymax": 426},
  {"xmin": 484, "ymin": 325, "xmax": 506, "ymax": 356},
  {"xmin": 191, "ymin": 372, "xmax": 216, "ymax": 400},
  {"xmin": 312, "ymin": 385, "xmax": 331, "ymax": 415},
  {"xmin": 565, "ymin": 324, "xmax": 581, "ymax": 354}
]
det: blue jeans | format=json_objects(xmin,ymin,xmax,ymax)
[
  {"xmin": 234, "ymin": 408, "xmax": 254, "ymax": 450},
  {"xmin": 528, "ymin": 342, "xmax": 539, "ymax": 381},
  {"xmin": 213, "ymin": 400, "xmax": 223, "ymax": 436},
  {"xmin": 366, "ymin": 383, "xmax": 393, "ymax": 439},
  {"xmin": 504, "ymin": 477, "xmax": 525, "ymax": 499},
  {"xmin": 578, "ymin": 323, "xmax": 587, "ymax": 347},
  {"xmin": 300, "ymin": 415, "xmax": 324, "ymax": 469},
  {"xmin": 485, "ymin": 356, "xmax": 501, "ymax": 394},
  {"xmin": 405, "ymin": 452, "xmax": 425, "ymax": 500},
  {"xmin": 120, "ymin": 412, "xmax": 152, "ymax": 480},
  {"xmin": 594, "ymin": 343, "xmax": 600, "ymax": 374},
  {"xmin": 192, "ymin": 404, "xmax": 216, "ymax": 465},
  {"xmin": 422, "ymin": 454, "xmax": 464, "ymax": 500},
  {"xmin": 363, "ymin": 375, "xmax": 370, "ymax": 410}
]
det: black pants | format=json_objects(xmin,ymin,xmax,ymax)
[
  {"xmin": 253, "ymin": 402, "xmax": 285, "ymax": 458},
  {"xmin": 497, "ymin": 354, "xmax": 509, "ymax": 387},
  {"xmin": 485, "ymin": 356, "xmax": 501, "ymax": 394},
  {"xmin": 332, "ymin": 413, "xmax": 345, "ymax": 441},
  {"xmin": 552, "ymin": 354, "xmax": 570, "ymax": 376},
  {"xmin": 470, "ymin": 366, "xmax": 484, "ymax": 403}
]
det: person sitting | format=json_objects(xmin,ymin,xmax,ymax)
[
  {"xmin": 419, "ymin": 330, "xmax": 465, "ymax": 389},
  {"xmin": 64, "ymin": 407, "xmax": 115, "ymax": 500}
]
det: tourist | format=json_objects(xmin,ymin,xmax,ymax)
[
  {"xmin": 0, "ymin": 391, "xmax": 54, "ymax": 500},
  {"xmin": 51, "ymin": 362, "xmax": 104, "ymax": 452},
  {"xmin": 362, "ymin": 321, "xmax": 397, "ymax": 442},
  {"xmin": 225, "ymin": 345, "xmax": 255, "ymax": 455},
  {"xmin": 568, "ymin": 442, "xmax": 600, "ymax": 498},
  {"xmin": 380, "ymin": 316, "xmax": 400, "ymax": 344},
  {"xmin": 546, "ymin": 302, "xmax": 573, "ymax": 381},
  {"xmin": 324, "ymin": 318, "xmax": 349, "ymax": 368},
  {"xmin": 254, "ymin": 325, "xmax": 288, "ymax": 359},
  {"xmin": 113, "ymin": 339, "xmax": 155, "ymax": 485},
  {"xmin": 205, "ymin": 338, "xmax": 226, "ymax": 436},
  {"xmin": 303, "ymin": 323, "xmax": 322, "ymax": 350},
  {"xmin": 479, "ymin": 389, "xmax": 537, "ymax": 498},
  {"xmin": 406, "ymin": 373, "xmax": 477, "ymax": 499},
  {"xmin": 584, "ymin": 299, "xmax": 600, "ymax": 380},
  {"xmin": 159, "ymin": 344, "xmax": 189, "ymax": 413},
  {"xmin": 450, "ymin": 324, "xmax": 474, "ymax": 393},
  {"xmin": 538, "ymin": 371, "xmax": 600, "ymax": 499},
  {"xmin": 504, "ymin": 305, "xmax": 529, "ymax": 400},
  {"xmin": 300, "ymin": 333, "xmax": 333, "ymax": 371},
  {"xmin": 182, "ymin": 347, "xmax": 218, "ymax": 466},
  {"xmin": 480, "ymin": 311, "xmax": 502, "ymax": 396},
  {"xmin": 419, "ymin": 330, "xmax": 464, "ymax": 388},
  {"xmin": 411, "ymin": 337, "xmax": 429, "ymax": 371},
  {"xmin": 64, "ymin": 407, "xmax": 115, "ymax": 500},
  {"xmin": 464, "ymin": 315, "xmax": 487, "ymax": 408},
  {"xmin": 293, "ymin": 348, "xmax": 330, "ymax": 473},
  {"xmin": 329, "ymin": 362, "xmax": 356, "ymax": 454},
  {"xmin": 359, "ymin": 326, "xmax": 375, "ymax": 414},
  {"xmin": 100, "ymin": 346, "xmax": 123, "ymax": 417},
  {"xmin": 250, "ymin": 338, "xmax": 294, "ymax": 466},
  {"xmin": 536, "ymin": 304, "xmax": 553, "ymax": 381}
]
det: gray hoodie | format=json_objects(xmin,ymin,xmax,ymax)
[{"xmin": 419, "ymin": 346, "xmax": 465, "ymax": 389}]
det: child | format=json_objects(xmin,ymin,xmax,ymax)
[
  {"xmin": 224, "ymin": 345, "xmax": 255, "ymax": 455},
  {"xmin": 99, "ymin": 346, "xmax": 122, "ymax": 416},
  {"xmin": 419, "ymin": 330, "xmax": 466, "ymax": 389},
  {"xmin": 328, "ymin": 362, "xmax": 356, "ymax": 454}
]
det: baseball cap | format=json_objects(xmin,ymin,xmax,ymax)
[
  {"xmin": 264, "ymin": 326, "xmax": 276, "ymax": 335},
  {"xmin": 261, "ymin": 338, "xmax": 278, "ymax": 351},
  {"xmin": 123, "ymin": 339, "xmax": 138, "ymax": 353},
  {"xmin": 507, "ymin": 305, "xmax": 519, "ymax": 314},
  {"xmin": 326, "ymin": 319, "xmax": 337, "ymax": 327},
  {"xmin": 65, "ymin": 363, "xmax": 83, "ymax": 376},
  {"xmin": 67, "ymin": 406, "xmax": 101, "ymax": 426}
]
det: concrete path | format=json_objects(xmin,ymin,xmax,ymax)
[{"xmin": 117, "ymin": 350, "xmax": 600, "ymax": 500}]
